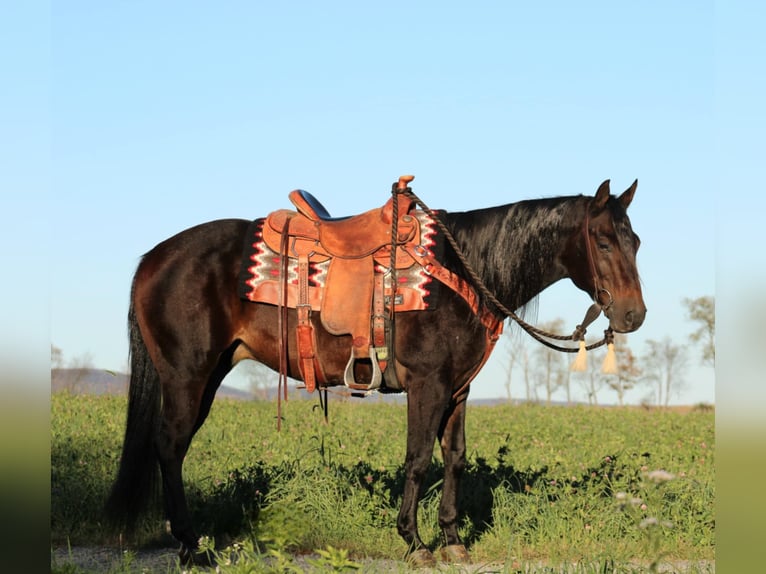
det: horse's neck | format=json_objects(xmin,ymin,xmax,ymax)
[{"xmin": 444, "ymin": 197, "xmax": 586, "ymax": 310}]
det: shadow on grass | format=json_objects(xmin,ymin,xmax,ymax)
[{"xmin": 53, "ymin": 433, "xmax": 647, "ymax": 552}]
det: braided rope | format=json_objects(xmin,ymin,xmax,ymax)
[{"xmin": 398, "ymin": 187, "xmax": 609, "ymax": 353}]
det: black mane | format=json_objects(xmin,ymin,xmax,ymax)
[{"xmin": 441, "ymin": 195, "xmax": 590, "ymax": 314}]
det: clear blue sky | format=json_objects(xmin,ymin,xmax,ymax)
[{"xmin": 13, "ymin": 0, "xmax": 760, "ymax": 406}]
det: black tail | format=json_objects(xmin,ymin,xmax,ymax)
[{"xmin": 104, "ymin": 293, "xmax": 161, "ymax": 532}]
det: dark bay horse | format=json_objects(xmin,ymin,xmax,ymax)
[{"xmin": 105, "ymin": 179, "xmax": 645, "ymax": 565}]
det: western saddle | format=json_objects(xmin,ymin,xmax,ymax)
[
  {"xmin": 257, "ymin": 175, "xmax": 503, "ymax": 395},
  {"xmin": 260, "ymin": 175, "xmax": 420, "ymax": 393}
]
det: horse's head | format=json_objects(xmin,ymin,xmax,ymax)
[{"xmin": 563, "ymin": 180, "xmax": 646, "ymax": 333}]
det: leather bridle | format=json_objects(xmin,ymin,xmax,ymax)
[{"xmin": 581, "ymin": 208, "xmax": 615, "ymax": 313}]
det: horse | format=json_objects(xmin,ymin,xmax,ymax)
[{"xmin": 105, "ymin": 177, "xmax": 646, "ymax": 566}]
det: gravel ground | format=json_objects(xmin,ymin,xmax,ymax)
[
  {"xmin": 51, "ymin": 545, "xmax": 714, "ymax": 573},
  {"xmin": 51, "ymin": 545, "xmax": 433, "ymax": 573}
]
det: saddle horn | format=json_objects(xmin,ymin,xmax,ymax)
[{"xmin": 397, "ymin": 175, "xmax": 415, "ymax": 190}]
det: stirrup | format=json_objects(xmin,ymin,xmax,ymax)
[{"xmin": 343, "ymin": 347, "xmax": 382, "ymax": 391}]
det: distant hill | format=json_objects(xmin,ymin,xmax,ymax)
[
  {"xmin": 50, "ymin": 368, "xmax": 525, "ymax": 406},
  {"xmin": 50, "ymin": 368, "xmax": 253, "ymax": 400},
  {"xmin": 49, "ymin": 368, "xmax": 413, "ymax": 404}
]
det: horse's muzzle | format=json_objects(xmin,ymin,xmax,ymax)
[{"xmin": 605, "ymin": 301, "xmax": 646, "ymax": 333}]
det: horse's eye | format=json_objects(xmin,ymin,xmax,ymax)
[{"xmin": 598, "ymin": 241, "xmax": 611, "ymax": 252}]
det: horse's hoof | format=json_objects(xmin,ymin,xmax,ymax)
[
  {"xmin": 407, "ymin": 547, "xmax": 437, "ymax": 568},
  {"xmin": 440, "ymin": 543, "xmax": 472, "ymax": 564},
  {"xmin": 178, "ymin": 544, "xmax": 214, "ymax": 566},
  {"xmin": 178, "ymin": 544, "xmax": 194, "ymax": 565}
]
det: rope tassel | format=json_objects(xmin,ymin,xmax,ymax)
[
  {"xmin": 601, "ymin": 342, "xmax": 617, "ymax": 374},
  {"xmin": 571, "ymin": 339, "xmax": 588, "ymax": 372}
]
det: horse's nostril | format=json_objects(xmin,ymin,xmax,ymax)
[{"xmin": 625, "ymin": 310, "xmax": 634, "ymax": 326}]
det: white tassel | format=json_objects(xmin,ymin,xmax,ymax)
[
  {"xmin": 571, "ymin": 340, "xmax": 587, "ymax": 372},
  {"xmin": 602, "ymin": 342, "xmax": 618, "ymax": 374}
]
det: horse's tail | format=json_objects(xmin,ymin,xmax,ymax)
[{"xmin": 104, "ymin": 290, "xmax": 161, "ymax": 532}]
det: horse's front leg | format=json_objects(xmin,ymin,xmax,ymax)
[
  {"xmin": 437, "ymin": 391, "xmax": 472, "ymax": 563},
  {"xmin": 397, "ymin": 378, "xmax": 451, "ymax": 567}
]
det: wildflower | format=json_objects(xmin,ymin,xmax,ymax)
[
  {"xmin": 639, "ymin": 517, "xmax": 659, "ymax": 529},
  {"xmin": 615, "ymin": 492, "xmax": 628, "ymax": 501},
  {"xmin": 644, "ymin": 469, "xmax": 675, "ymax": 483},
  {"xmin": 365, "ymin": 474, "xmax": 374, "ymax": 484}
]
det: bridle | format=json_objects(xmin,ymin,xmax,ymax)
[{"xmin": 582, "ymin": 208, "xmax": 615, "ymax": 314}]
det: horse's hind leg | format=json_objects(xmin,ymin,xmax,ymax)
[
  {"xmin": 156, "ymin": 347, "xmax": 235, "ymax": 563},
  {"xmin": 155, "ymin": 386, "xmax": 202, "ymax": 558},
  {"xmin": 436, "ymin": 391, "xmax": 471, "ymax": 563}
]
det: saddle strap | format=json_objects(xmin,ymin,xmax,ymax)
[
  {"xmin": 402, "ymin": 244, "xmax": 502, "ymax": 334},
  {"xmin": 296, "ymin": 254, "xmax": 316, "ymax": 393},
  {"xmin": 451, "ymin": 322, "xmax": 504, "ymax": 401},
  {"xmin": 399, "ymin": 242, "xmax": 504, "ymax": 400},
  {"xmin": 296, "ymin": 253, "xmax": 326, "ymax": 392},
  {"xmin": 277, "ymin": 215, "xmax": 293, "ymax": 430},
  {"xmin": 372, "ymin": 273, "xmax": 387, "ymax": 370}
]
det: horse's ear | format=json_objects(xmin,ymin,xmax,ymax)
[
  {"xmin": 619, "ymin": 179, "xmax": 638, "ymax": 210},
  {"xmin": 592, "ymin": 180, "xmax": 611, "ymax": 212}
]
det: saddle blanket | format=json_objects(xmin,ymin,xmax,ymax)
[{"xmin": 237, "ymin": 210, "xmax": 444, "ymax": 312}]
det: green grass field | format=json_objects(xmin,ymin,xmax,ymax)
[{"xmin": 51, "ymin": 393, "xmax": 714, "ymax": 572}]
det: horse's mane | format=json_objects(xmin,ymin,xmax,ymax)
[{"xmin": 441, "ymin": 195, "xmax": 589, "ymax": 316}]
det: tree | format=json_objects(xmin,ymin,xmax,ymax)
[
  {"xmin": 51, "ymin": 345, "xmax": 94, "ymax": 393},
  {"xmin": 242, "ymin": 360, "xmax": 276, "ymax": 400},
  {"xmin": 683, "ymin": 295, "xmax": 715, "ymax": 366},
  {"xmin": 51, "ymin": 344, "xmax": 63, "ymax": 369},
  {"xmin": 532, "ymin": 319, "xmax": 567, "ymax": 405},
  {"xmin": 642, "ymin": 337, "xmax": 689, "ymax": 407},
  {"xmin": 575, "ymin": 361, "xmax": 604, "ymax": 405},
  {"xmin": 501, "ymin": 328, "xmax": 529, "ymax": 403},
  {"xmin": 603, "ymin": 334, "xmax": 642, "ymax": 406}
]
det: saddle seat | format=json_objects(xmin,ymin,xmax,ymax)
[
  {"xmin": 262, "ymin": 189, "xmax": 418, "ymax": 259},
  {"xmin": 289, "ymin": 189, "xmax": 345, "ymax": 222}
]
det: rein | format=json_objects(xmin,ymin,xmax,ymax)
[{"xmin": 392, "ymin": 180, "xmax": 613, "ymax": 355}]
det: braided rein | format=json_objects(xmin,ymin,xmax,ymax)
[{"xmin": 394, "ymin": 183, "xmax": 612, "ymax": 353}]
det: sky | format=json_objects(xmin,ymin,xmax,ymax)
[{"xmin": 11, "ymin": 0, "xmax": 766, "ymax": 408}]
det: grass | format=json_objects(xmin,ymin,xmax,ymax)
[{"xmin": 51, "ymin": 394, "xmax": 714, "ymax": 572}]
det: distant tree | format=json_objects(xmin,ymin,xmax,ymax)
[
  {"xmin": 642, "ymin": 337, "xmax": 689, "ymax": 407},
  {"xmin": 51, "ymin": 344, "xmax": 63, "ymax": 369},
  {"xmin": 522, "ymin": 351, "xmax": 536, "ymax": 402},
  {"xmin": 603, "ymin": 334, "xmax": 642, "ymax": 406},
  {"xmin": 683, "ymin": 295, "xmax": 715, "ymax": 366},
  {"xmin": 242, "ymin": 360, "xmax": 276, "ymax": 400},
  {"xmin": 51, "ymin": 346, "xmax": 94, "ymax": 393},
  {"xmin": 532, "ymin": 319, "xmax": 567, "ymax": 405},
  {"xmin": 562, "ymin": 368, "xmax": 572, "ymax": 405},
  {"xmin": 502, "ymin": 328, "xmax": 528, "ymax": 403},
  {"xmin": 574, "ymin": 348, "xmax": 606, "ymax": 405}
]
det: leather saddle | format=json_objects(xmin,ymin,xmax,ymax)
[{"xmin": 260, "ymin": 176, "xmax": 420, "ymax": 392}]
